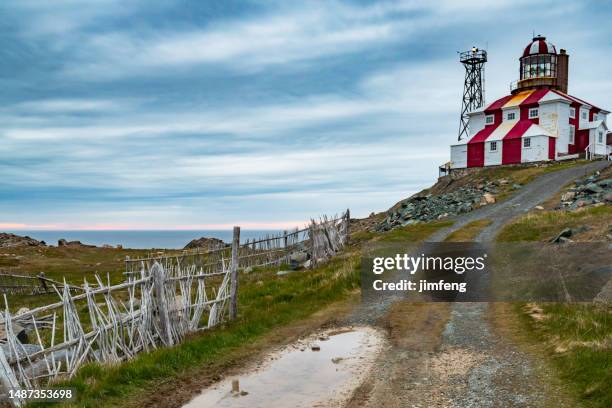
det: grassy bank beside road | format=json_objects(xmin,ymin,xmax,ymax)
[{"xmin": 496, "ymin": 205, "xmax": 611, "ymax": 408}]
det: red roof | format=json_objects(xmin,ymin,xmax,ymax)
[
  {"xmin": 503, "ymin": 121, "xmax": 533, "ymax": 140},
  {"xmin": 523, "ymin": 36, "xmax": 557, "ymax": 57},
  {"xmin": 485, "ymin": 95, "xmax": 514, "ymax": 112},
  {"xmin": 551, "ymin": 89, "xmax": 603, "ymax": 111},
  {"xmin": 468, "ymin": 123, "xmax": 499, "ymax": 143},
  {"xmin": 521, "ymin": 88, "xmax": 549, "ymax": 105}
]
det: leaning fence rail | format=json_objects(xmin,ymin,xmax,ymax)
[{"xmin": 0, "ymin": 209, "xmax": 350, "ymax": 406}]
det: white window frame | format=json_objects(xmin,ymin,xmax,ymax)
[
  {"xmin": 598, "ymin": 131, "xmax": 604, "ymax": 144},
  {"xmin": 528, "ymin": 108, "xmax": 539, "ymax": 119},
  {"xmin": 490, "ymin": 141, "xmax": 497, "ymax": 151},
  {"xmin": 485, "ymin": 114, "xmax": 494, "ymax": 125},
  {"xmin": 569, "ymin": 125, "xmax": 575, "ymax": 144},
  {"xmin": 523, "ymin": 137, "xmax": 531, "ymax": 148},
  {"xmin": 582, "ymin": 111, "xmax": 588, "ymax": 120},
  {"xmin": 506, "ymin": 112, "xmax": 516, "ymax": 121},
  {"xmin": 569, "ymin": 107, "xmax": 576, "ymax": 119}
]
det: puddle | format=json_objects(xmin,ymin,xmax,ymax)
[{"xmin": 183, "ymin": 327, "xmax": 384, "ymax": 408}]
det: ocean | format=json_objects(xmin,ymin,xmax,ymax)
[{"xmin": 8, "ymin": 230, "xmax": 283, "ymax": 249}]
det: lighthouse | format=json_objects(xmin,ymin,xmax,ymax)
[{"xmin": 449, "ymin": 36, "xmax": 609, "ymax": 169}]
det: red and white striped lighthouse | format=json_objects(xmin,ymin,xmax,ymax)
[{"xmin": 449, "ymin": 36, "xmax": 609, "ymax": 169}]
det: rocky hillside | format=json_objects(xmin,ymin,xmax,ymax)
[
  {"xmin": 352, "ymin": 161, "xmax": 589, "ymax": 234},
  {"xmin": 0, "ymin": 233, "xmax": 45, "ymax": 248},
  {"xmin": 377, "ymin": 180, "xmax": 509, "ymax": 232}
]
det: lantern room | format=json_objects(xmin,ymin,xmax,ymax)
[{"xmin": 512, "ymin": 35, "xmax": 569, "ymax": 94}]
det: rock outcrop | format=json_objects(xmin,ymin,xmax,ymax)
[
  {"xmin": 0, "ymin": 233, "xmax": 45, "ymax": 248},
  {"xmin": 57, "ymin": 239, "xmax": 96, "ymax": 248},
  {"xmin": 184, "ymin": 237, "xmax": 227, "ymax": 250}
]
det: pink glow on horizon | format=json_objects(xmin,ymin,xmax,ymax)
[{"xmin": 1, "ymin": 220, "xmax": 310, "ymax": 231}]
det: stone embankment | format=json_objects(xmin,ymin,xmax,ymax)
[{"xmin": 377, "ymin": 179, "xmax": 520, "ymax": 232}]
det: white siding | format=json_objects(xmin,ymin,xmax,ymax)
[
  {"xmin": 502, "ymin": 107, "xmax": 519, "ymax": 123},
  {"xmin": 450, "ymin": 144, "xmax": 468, "ymax": 169},
  {"xmin": 521, "ymin": 135, "xmax": 550, "ymax": 163},
  {"xmin": 579, "ymin": 106, "xmax": 590, "ymax": 123},
  {"xmin": 591, "ymin": 124, "xmax": 608, "ymax": 156},
  {"xmin": 468, "ymin": 113, "xmax": 485, "ymax": 137},
  {"xmin": 484, "ymin": 140, "xmax": 502, "ymax": 166},
  {"xmin": 539, "ymin": 100, "xmax": 570, "ymax": 155}
]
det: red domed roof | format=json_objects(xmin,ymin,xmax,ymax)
[{"xmin": 522, "ymin": 35, "xmax": 557, "ymax": 57}]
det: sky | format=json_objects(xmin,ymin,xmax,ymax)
[{"xmin": 1, "ymin": 0, "xmax": 611, "ymax": 230}]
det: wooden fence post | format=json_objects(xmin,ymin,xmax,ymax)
[
  {"xmin": 37, "ymin": 272, "xmax": 48, "ymax": 293},
  {"xmin": 152, "ymin": 263, "xmax": 173, "ymax": 346},
  {"xmin": 230, "ymin": 226, "xmax": 240, "ymax": 320},
  {"xmin": 345, "ymin": 208, "xmax": 350, "ymax": 244},
  {"xmin": 0, "ymin": 346, "xmax": 23, "ymax": 407}
]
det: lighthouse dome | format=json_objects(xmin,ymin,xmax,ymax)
[{"xmin": 523, "ymin": 35, "xmax": 557, "ymax": 57}]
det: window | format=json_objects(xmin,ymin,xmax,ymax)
[
  {"xmin": 523, "ymin": 137, "xmax": 531, "ymax": 148},
  {"xmin": 507, "ymin": 112, "xmax": 516, "ymax": 121},
  {"xmin": 485, "ymin": 115, "xmax": 494, "ymax": 125},
  {"xmin": 599, "ymin": 131, "xmax": 604, "ymax": 144},
  {"xmin": 521, "ymin": 54, "xmax": 557, "ymax": 80},
  {"xmin": 490, "ymin": 141, "xmax": 497, "ymax": 151},
  {"xmin": 582, "ymin": 111, "xmax": 587, "ymax": 120},
  {"xmin": 569, "ymin": 125, "xmax": 575, "ymax": 144},
  {"xmin": 569, "ymin": 107, "xmax": 575, "ymax": 119},
  {"xmin": 529, "ymin": 108, "xmax": 539, "ymax": 119}
]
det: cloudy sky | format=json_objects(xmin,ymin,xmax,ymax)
[{"xmin": 1, "ymin": 0, "xmax": 611, "ymax": 230}]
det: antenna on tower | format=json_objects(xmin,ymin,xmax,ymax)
[{"xmin": 457, "ymin": 46, "xmax": 487, "ymax": 141}]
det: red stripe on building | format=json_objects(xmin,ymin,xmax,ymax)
[
  {"xmin": 501, "ymin": 121, "xmax": 532, "ymax": 165},
  {"xmin": 469, "ymin": 122, "xmax": 499, "ymax": 143},
  {"xmin": 467, "ymin": 143, "xmax": 485, "ymax": 167},
  {"xmin": 548, "ymin": 137, "xmax": 556, "ymax": 160},
  {"xmin": 503, "ymin": 120, "xmax": 533, "ymax": 139}
]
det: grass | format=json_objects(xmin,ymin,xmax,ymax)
[
  {"xmin": 496, "ymin": 204, "xmax": 612, "ymax": 408},
  {"xmin": 443, "ymin": 219, "xmax": 492, "ymax": 242},
  {"xmin": 496, "ymin": 205, "xmax": 612, "ymax": 242},
  {"xmin": 22, "ymin": 220, "xmax": 453, "ymax": 407},
  {"xmin": 515, "ymin": 303, "xmax": 611, "ymax": 408},
  {"xmin": 373, "ymin": 220, "xmax": 454, "ymax": 243},
  {"xmin": 30, "ymin": 252, "xmax": 361, "ymax": 408}
]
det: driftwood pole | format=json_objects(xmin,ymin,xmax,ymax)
[
  {"xmin": 230, "ymin": 226, "xmax": 240, "ymax": 320},
  {"xmin": 152, "ymin": 263, "xmax": 173, "ymax": 346},
  {"xmin": 345, "ymin": 208, "xmax": 350, "ymax": 244}
]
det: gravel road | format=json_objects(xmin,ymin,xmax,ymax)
[{"xmin": 350, "ymin": 161, "xmax": 610, "ymax": 408}]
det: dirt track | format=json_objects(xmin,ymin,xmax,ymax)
[{"xmin": 348, "ymin": 161, "xmax": 610, "ymax": 408}]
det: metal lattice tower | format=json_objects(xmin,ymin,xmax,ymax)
[{"xmin": 458, "ymin": 47, "xmax": 487, "ymax": 141}]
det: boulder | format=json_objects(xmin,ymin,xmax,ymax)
[
  {"xmin": 482, "ymin": 193, "xmax": 496, "ymax": 205},
  {"xmin": 1, "ymin": 343, "xmax": 43, "ymax": 364},
  {"xmin": 560, "ymin": 191, "xmax": 576, "ymax": 202},
  {"xmin": 583, "ymin": 183, "xmax": 604, "ymax": 194},
  {"xmin": 603, "ymin": 192, "xmax": 612, "ymax": 203},
  {"xmin": 550, "ymin": 228, "xmax": 573, "ymax": 243},
  {"xmin": 597, "ymin": 178, "xmax": 612, "ymax": 188}
]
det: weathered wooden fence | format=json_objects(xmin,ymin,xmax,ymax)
[
  {"xmin": 0, "ymin": 271, "xmax": 82, "ymax": 296},
  {"xmin": 0, "ymin": 210, "xmax": 350, "ymax": 406}
]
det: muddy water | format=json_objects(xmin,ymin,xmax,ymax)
[{"xmin": 182, "ymin": 327, "xmax": 384, "ymax": 408}]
